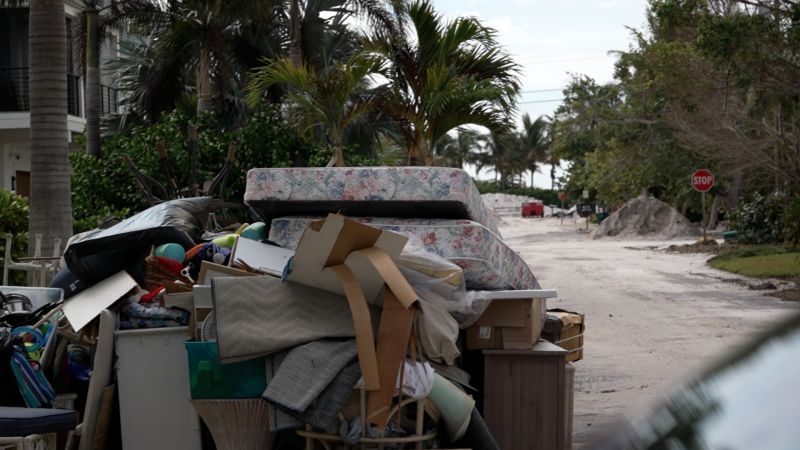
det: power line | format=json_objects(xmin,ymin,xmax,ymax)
[
  {"xmin": 518, "ymin": 98, "xmax": 563, "ymax": 104},
  {"xmin": 519, "ymin": 88, "xmax": 563, "ymax": 94},
  {"xmin": 519, "ymin": 55, "xmax": 615, "ymax": 66}
]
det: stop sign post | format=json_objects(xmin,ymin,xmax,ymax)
[{"xmin": 691, "ymin": 169, "xmax": 715, "ymax": 241}]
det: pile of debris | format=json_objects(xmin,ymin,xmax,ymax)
[
  {"xmin": 0, "ymin": 166, "xmax": 585, "ymax": 450},
  {"xmin": 594, "ymin": 196, "xmax": 700, "ymax": 240}
]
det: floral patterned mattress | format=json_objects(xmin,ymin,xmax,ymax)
[
  {"xmin": 269, "ymin": 217, "xmax": 539, "ymax": 291},
  {"xmin": 244, "ymin": 167, "xmax": 500, "ymax": 235}
]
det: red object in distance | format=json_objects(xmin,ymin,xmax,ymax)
[
  {"xmin": 521, "ymin": 201, "xmax": 544, "ymax": 217},
  {"xmin": 691, "ymin": 169, "xmax": 714, "ymax": 192}
]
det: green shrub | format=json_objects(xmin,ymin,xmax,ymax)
[
  {"xmin": 730, "ymin": 192, "xmax": 788, "ymax": 244},
  {"xmin": 71, "ymin": 106, "xmax": 314, "ymax": 228},
  {"xmin": 0, "ymin": 190, "xmax": 29, "ymax": 285},
  {"xmin": 782, "ymin": 195, "xmax": 800, "ymax": 248}
]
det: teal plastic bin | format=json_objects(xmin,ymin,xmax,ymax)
[{"xmin": 184, "ymin": 341, "xmax": 266, "ymax": 399}]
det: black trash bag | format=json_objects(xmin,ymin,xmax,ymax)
[
  {"xmin": 49, "ymin": 266, "xmax": 89, "ymax": 299},
  {"xmin": 64, "ymin": 197, "xmax": 213, "ymax": 284}
]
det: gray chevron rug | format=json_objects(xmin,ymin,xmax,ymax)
[{"xmin": 211, "ymin": 276, "xmax": 359, "ymax": 363}]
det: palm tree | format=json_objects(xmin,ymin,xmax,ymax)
[
  {"xmin": 28, "ymin": 0, "xmax": 73, "ymax": 262},
  {"xmin": 545, "ymin": 146, "xmax": 560, "ymax": 190},
  {"xmin": 482, "ymin": 132, "xmax": 525, "ymax": 190},
  {"xmin": 519, "ymin": 114, "xmax": 551, "ymax": 188},
  {"xmin": 247, "ymin": 54, "xmax": 385, "ymax": 166},
  {"xmin": 73, "ymin": 0, "xmax": 161, "ymax": 155},
  {"xmin": 111, "ymin": 0, "xmax": 284, "ymax": 119},
  {"xmin": 434, "ymin": 128, "xmax": 481, "ymax": 169},
  {"xmin": 108, "ymin": 0, "xmax": 383, "ymax": 125},
  {"xmin": 366, "ymin": 0, "xmax": 520, "ymax": 165},
  {"xmin": 287, "ymin": 0, "xmax": 399, "ymax": 69}
]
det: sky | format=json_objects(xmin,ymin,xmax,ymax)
[{"xmin": 433, "ymin": 0, "xmax": 651, "ymax": 188}]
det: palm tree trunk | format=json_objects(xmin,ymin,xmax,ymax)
[
  {"xmin": 85, "ymin": 7, "xmax": 101, "ymax": 157},
  {"xmin": 550, "ymin": 165, "xmax": 556, "ymax": 190},
  {"xmin": 333, "ymin": 143, "xmax": 346, "ymax": 167},
  {"xmin": 408, "ymin": 138, "xmax": 429, "ymax": 166},
  {"xmin": 29, "ymin": 0, "xmax": 74, "ymax": 269},
  {"xmin": 197, "ymin": 44, "xmax": 212, "ymax": 113},
  {"xmin": 288, "ymin": 0, "xmax": 303, "ymax": 67}
]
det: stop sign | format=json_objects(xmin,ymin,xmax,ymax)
[{"xmin": 691, "ymin": 169, "xmax": 714, "ymax": 192}]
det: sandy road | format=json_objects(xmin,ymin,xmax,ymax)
[{"xmin": 498, "ymin": 217, "xmax": 800, "ymax": 448}]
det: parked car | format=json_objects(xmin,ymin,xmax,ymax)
[{"xmin": 586, "ymin": 312, "xmax": 800, "ymax": 449}]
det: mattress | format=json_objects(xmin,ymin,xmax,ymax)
[
  {"xmin": 244, "ymin": 167, "xmax": 500, "ymax": 235},
  {"xmin": 269, "ymin": 217, "xmax": 538, "ymax": 291}
]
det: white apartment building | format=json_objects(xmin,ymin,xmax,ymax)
[{"xmin": 0, "ymin": 0, "xmax": 119, "ymax": 196}]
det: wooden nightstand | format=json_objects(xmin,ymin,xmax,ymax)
[{"xmin": 483, "ymin": 341, "xmax": 568, "ymax": 450}]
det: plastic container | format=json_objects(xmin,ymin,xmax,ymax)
[{"xmin": 184, "ymin": 341, "xmax": 267, "ymax": 399}]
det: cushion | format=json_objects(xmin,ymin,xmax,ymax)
[{"xmin": 0, "ymin": 407, "xmax": 78, "ymax": 437}]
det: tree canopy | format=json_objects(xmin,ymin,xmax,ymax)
[{"xmin": 552, "ymin": 0, "xmax": 800, "ymax": 216}]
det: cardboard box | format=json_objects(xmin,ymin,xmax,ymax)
[
  {"xmin": 466, "ymin": 298, "xmax": 545, "ymax": 350},
  {"xmin": 542, "ymin": 309, "xmax": 585, "ymax": 363},
  {"xmin": 197, "ymin": 261, "xmax": 257, "ymax": 284},
  {"xmin": 287, "ymin": 213, "xmax": 408, "ymax": 304}
]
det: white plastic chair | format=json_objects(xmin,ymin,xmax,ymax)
[{"xmin": 3, "ymin": 234, "xmax": 40, "ymax": 286}]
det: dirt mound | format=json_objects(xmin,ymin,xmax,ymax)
[{"xmin": 594, "ymin": 196, "xmax": 700, "ymax": 240}]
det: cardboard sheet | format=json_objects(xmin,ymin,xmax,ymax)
[
  {"xmin": 352, "ymin": 247, "xmax": 419, "ymax": 309},
  {"xmin": 63, "ymin": 271, "xmax": 137, "ymax": 332},
  {"xmin": 366, "ymin": 291, "xmax": 416, "ymax": 428},
  {"xmin": 287, "ymin": 214, "xmax": 407, "ymax": 303},
  {"xmin": 331, "ymin": 264, "xmax": 380, "ymax": 390},
  {"xmin": 229, "ymin": 238, "xmax": 294, "ymax": 276}
]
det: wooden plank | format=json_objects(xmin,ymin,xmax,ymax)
[
  {"xmin": 92, "ymin": 384, "xmax": 116, "ymax": 450},
  {"xmin": 366, "ymin": 290, "xmax": 416, "ymax": 428}
]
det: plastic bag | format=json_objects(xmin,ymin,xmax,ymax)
[
  {"xmin": 64, "ymin": 197, "xmax": 213, "ymax": 284},
  {"xmin": 396, "ymin": 240, "xmax": 490, "ymax": 328},
  {"xmin": 397, "ymin": 237, "xmax": 468, "ymax": 309}
]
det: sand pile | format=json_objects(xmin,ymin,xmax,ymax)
[
  {"xmin": 594, "ymin": 196, "xmax": 700, "ymax": 239},
  {"xmin": 482, "ymin": 193, "xmax": 539, "ymax": 216}
]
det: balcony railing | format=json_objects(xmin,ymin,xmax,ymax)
[
  {"xmin": 0, "ymin": 67, "xmax": 116, "ymax": 117},
  {"xmin": 0, "ymin": 67, "xmax": 29, "ymax": 112}
]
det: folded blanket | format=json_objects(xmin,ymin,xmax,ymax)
[
  {"xmin": 289, "ymin": 361, "xmax": 361, "ymax": 431},
  {"xmin": 211, "ymin": 276, "xmax": 359, "ymax": 362},
  {"xmin": 264, "ymin": 340, "xmax": 357, "ymax": 413},
  {"xmin": 264, "ymin": 342, "xmax": 362, "ymax": 432}
]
